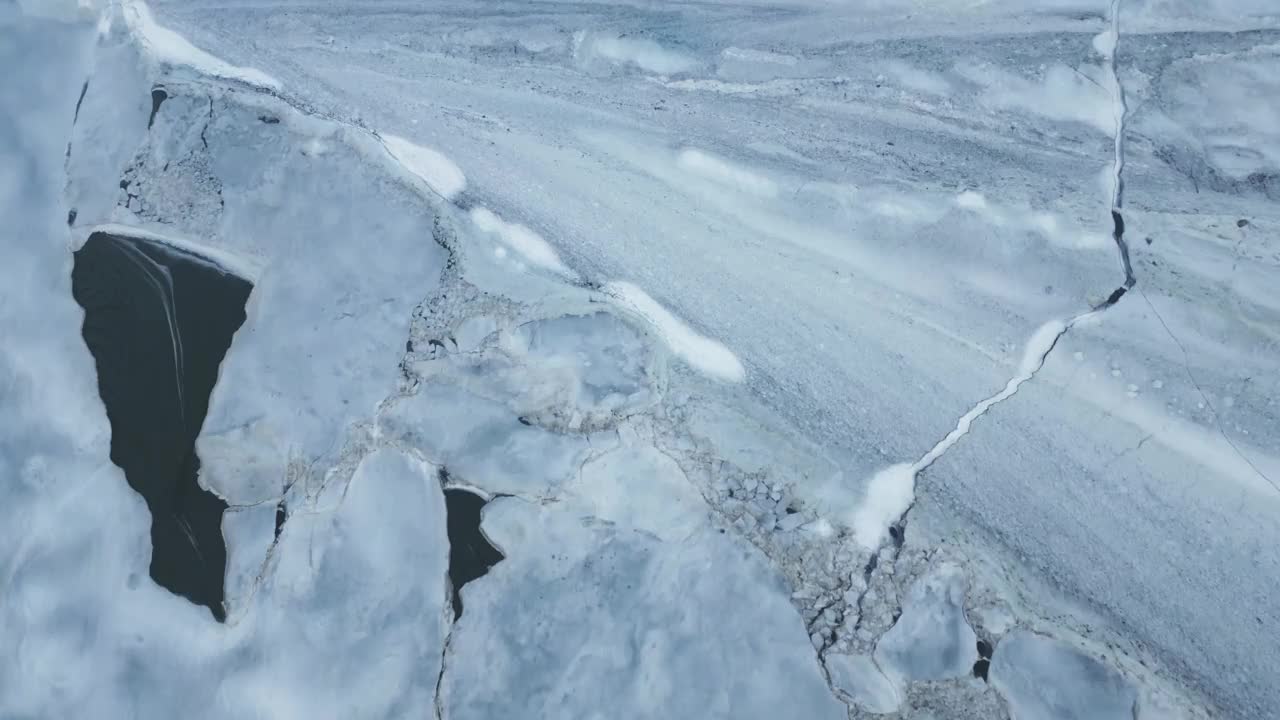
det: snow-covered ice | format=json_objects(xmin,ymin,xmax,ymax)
[{"xmin": 4, "ymin": 0, "xmax": 1279, "ymax": 718}]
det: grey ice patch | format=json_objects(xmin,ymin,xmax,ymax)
[
  {"xmin": 874, "ymin": 561, "xmax": 977, "ymax": 681},
  {"xmin": 990, "ymin": 630, "xmax": 1136, "ymax": 720}
]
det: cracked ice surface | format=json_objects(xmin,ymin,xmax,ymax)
[
  {"xmin": 4, "ymin": 0, "xmax": 1280, "ymax": 718},
  {"xmin": 441, "ymin": 498, "xmax": 846, "ymax": 720}
]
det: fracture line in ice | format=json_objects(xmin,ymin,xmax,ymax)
[{"xmin": 852, "ymin": 313, "xmax": 1099, "ymax": 549}]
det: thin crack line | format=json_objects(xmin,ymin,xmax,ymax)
[{"xmin": 1137, "ymin": 287, "xmax": 1279, "ymax": 495}]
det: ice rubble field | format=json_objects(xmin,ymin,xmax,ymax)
[{"xmin": 2, "ymin": 0, "xmax": 1279, "ymax": 719}]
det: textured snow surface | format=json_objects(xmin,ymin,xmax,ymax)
[{"xmin": 4, "ymin": 0, "xmax": 1279, "ymax": 718}]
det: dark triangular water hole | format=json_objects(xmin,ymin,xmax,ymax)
[
  {"xmin": 71, "ymin": 231, "xmax": 251, "ymax": 622},
  {"xmin": 444, "ymin": 488, "xmax": 504, "ymax": 618}
]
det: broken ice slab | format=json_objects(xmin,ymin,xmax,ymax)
[
  {"xmin": 432, "ymin": 310, "xmax": 660, "ymax": 432},
  {"xmin": 380, "ymin": 380, "xmax": 609, "ymax": 497},
  {"xmin": 990, "ymin": 630, "xmax": 1136, "ymax": 720},
  {"xmin": 441, "ymin": 498, "xmax": 846, "ymax": 720},
  {"xmin": 561, "ymin": 444, "xmax": 709, "ymax": 542},
  {"xmin": 825, "ymin": 653, "xmax": 901, "ymax": 714},
  {"xmin": 874, "ymin": 561, "xmax": 978, "ymax": 682}
]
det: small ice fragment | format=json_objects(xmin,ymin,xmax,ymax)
[{"xmin": 777, "ymin": 513, "xmax": 808, "ymax": 532}]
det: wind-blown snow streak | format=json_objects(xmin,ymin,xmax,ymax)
[
  {"xmin": 380, "ymin": 133, "xmax": 467, "ymax": 201},
  {"xmin": 121, "ymin": 0, "xmax": 280, "ymax": 89},
  {"xmin": 602, "ymin": 281, "xmax": 745, "ymax": 383},
  {"xmin": 469, "ymin": 207, "xmax": 574, "ymax": 277}
]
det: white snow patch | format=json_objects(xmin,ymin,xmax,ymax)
[
  {"xmin": 602, "ymin": 281, "xmax": 745, "ymax": 383},
  {"xmin": 469, "ymin": 207, "xmax": 573, "ymax": 277},
  {"xmin": 850, "ymin": 463, "xmax": 916, "ymax": 550},
  {"xmin": 380, "ymin": 133, "xmax": 466, "ymax": 200},
  {"xmin": 661, "ymin": 78, "xmax": 775, "ymax": 96},
  {"xmin": 574, "ymin": 31, "xmax": 697, "ymax": 75},
  {"xmin": 953, "ymin": 190, "xmax": 1110, "ymax": 250},
  {"xmin": 957, "ymin": 61, "xmax": 1114, "ymax": 135},
  {"xmin": 121, "ymin": 0, "xmax": 280, "ymax": 89},
  {"xmin": 721, "ymin": 46, "xmax": 799, "ymax": 66},
  {"xmin": 884, "ymin": 60, "xmax": 953, "ymax": 96},
  {"xmin": 677, "ymin": 148, "xmax": 778, "ymax": 198}
]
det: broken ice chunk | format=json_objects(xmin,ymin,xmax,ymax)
[
  {"xmin": 380, "ymin": 381, "xmax": 604, "ymax": 496},
  {"xmin": 990, "ymin": 631, "xmax": 1136, "ymax": 720},
  {"xmin": 825, "ymin": 653, "xmax": 901, "ymax": 714},
  {"xmin": 874, "ymin": 562, "xmax": 977, "ymax": 681},
  {"xmin": 444, "ymin": 499, "xmax": 845, "ymax": 719},
  {"xmin": 562, "ymin": 444, "xmax": 708, "ymax": 541}
]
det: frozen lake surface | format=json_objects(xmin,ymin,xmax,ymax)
[{"xmin": 2, "ymin": 0, "xmax": 1278, "ymax": 718}]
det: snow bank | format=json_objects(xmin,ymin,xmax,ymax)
[
  {"xmin": 82, "ymin": 223, "xmax": 264, "ymax": 281},
  {"xmin": 957, "ymin": 61, "xmax": 1114, "ymax": 135},
  {"xmin": 850, "ymin": 463, "xmax": 916, "ymax": 549},
  {"xmin": 469, "ymin": 206, "xmax": 573, "ymax": 276},
  {"xmin": 381, "ymin": 132, "xmax": 466, "ymax": 200},
  {"xmin": 574, "ymin": 30, "xmax": 697, "ymax": 75},
  {"xmin": 602, "ymin": 280, "xmax": 746, "ymax": 382},
  {"xmin": 121, "ymin": 0, "xmax": 280, "ymax": 89},
  {"xmin": 678, "ymin": 148, "xmax": 778, "ymax": 198}
]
